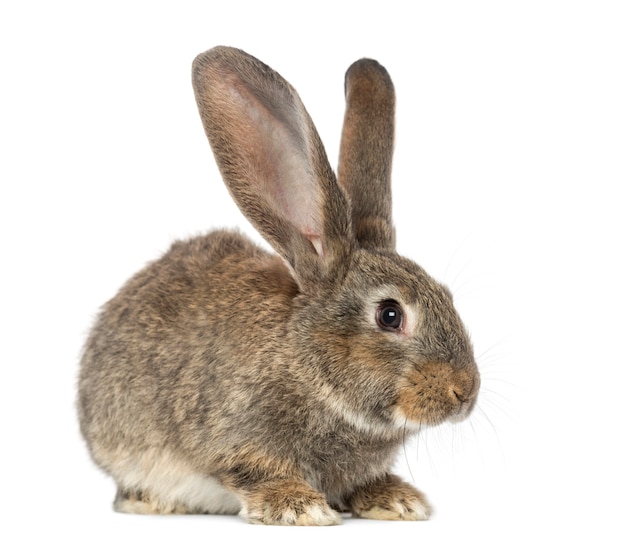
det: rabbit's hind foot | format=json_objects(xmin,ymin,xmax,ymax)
[{"xmin": 114, "ymin": 487, "xmax": 192, "ymax": 515}]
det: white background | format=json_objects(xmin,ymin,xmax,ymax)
[{"xmin": 1, "ymin": 1, "xmax": 625, "ymax": 538}]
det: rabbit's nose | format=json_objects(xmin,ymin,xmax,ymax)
[
  {"xmin": 448, "ymin": 371, "xmax": 480, "ymax": 420},
  {"xmin": 450, "ymin": 370, "xmax": 480, "ymax": 402}
]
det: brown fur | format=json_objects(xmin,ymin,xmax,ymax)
[
  {"xmin": 77, "ymin": 46, "xmax": 480, "ymax": 525},
  {"xmin": 348, "ymin": 474, "xmax": 431, "ymax": 520},
  {"xmin": 339, "ymin": 58, "xmax": 396, "ymax": 249}
]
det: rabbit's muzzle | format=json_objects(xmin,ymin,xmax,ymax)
[{"xmin": 397, "ymin": 360, "xmax": 480, "ymax": 426}]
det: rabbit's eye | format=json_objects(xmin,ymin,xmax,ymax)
[{"xmin": 376, "ymin": 300, "xmax": 403, "ymax": 331}]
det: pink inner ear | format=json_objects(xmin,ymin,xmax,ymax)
[{"xmin": 226, "ymin": 80, "xmax": 325, "ymax": 249}]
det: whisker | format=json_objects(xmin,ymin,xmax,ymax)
[
  {"xmin": 472, "ymin": 404, "xmax": 506, "ymax": 459},
  {"xmin": 443, "ymin": 232, "xmax": 473, "ymax": 288},
  {"xmin": 402, "ymin": 417, "xmax": 416, "ymax": 484},
  {"xmin": 475, "ymin": 338, "xmax": 510, "ymax": 364}
]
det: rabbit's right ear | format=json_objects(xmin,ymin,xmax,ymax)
[{"xmin": 192, "ymin": 47, "xmax": 354, "ymax": 288}]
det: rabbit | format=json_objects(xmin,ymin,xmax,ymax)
[{"xmin": 77, "ymin": 46, "xmax": 480, "ymax": 526}]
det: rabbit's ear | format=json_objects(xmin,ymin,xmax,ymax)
[
  {"xmin": 192, "ymin": 47, "xmax": 353, "ymax": 287},
  {"xmin": 338, "ymin": 59, "xmax": 396, "ymax": 250}
]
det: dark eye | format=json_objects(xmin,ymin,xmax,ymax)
[{"xmin": 376, "ymin": 300, "xmax": 403, "ymax": 331}]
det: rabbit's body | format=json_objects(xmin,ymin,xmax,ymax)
[
  {"xmin": 78, "ymin": 47, "xmax": 480, "ymax": 525},
  {"xmin": 80, "ymin": 232, "xmax": 400, "ymax": 510}
]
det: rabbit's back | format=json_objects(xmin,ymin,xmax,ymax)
[{"xmin": 77, "ymin": 230, "xmax": 297, "ymax": 468}]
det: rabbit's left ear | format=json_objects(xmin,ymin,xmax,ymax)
[
  {"xmin": 192, "ymin": 47, "xmax": 353, "ymax": 288},
  {"xmin": 338, "ymin": 59, "xmax": 396, "ymax": 250}
]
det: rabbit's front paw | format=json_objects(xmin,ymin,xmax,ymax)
[
  {"xmin": 349, "ymin": 474, "xmax": 432, "ymax": 521},
  {"xmin": 240, "ymin": 480, "xmax": 341, "ymax": 526}
]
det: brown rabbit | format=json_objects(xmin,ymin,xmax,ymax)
[{"xmin": 77, "ymin": 46, "xmax": 480, "ymax": 525}]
